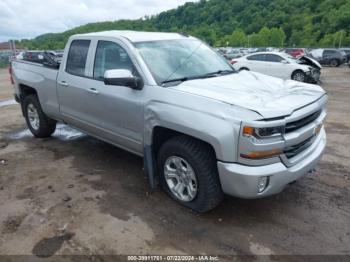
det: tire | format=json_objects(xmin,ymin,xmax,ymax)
[
  {"xmin": 329, "ymin": 59, "xmax": 339, "ymax": 67},
  {"xmin": 23, "ymin": 95, "xmax": 56, "ymax": 138},
  {"xmin": 157, "ymin": 136, "xmax": 223, "ymax": 213},
  {"xmin": 239, "ymin": 67, "xmax": 249, "ymax": 71},
  {"xmin": 291, "ymin": 70, "xmax": 306, "ymax": 82}
]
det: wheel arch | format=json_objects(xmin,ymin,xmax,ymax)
[
  {"xmin": 291, "ymin": 69, "xmax": 305, "ymax": 80},
  {"xmin": 144, "ymin": 125, "xmax": 219, "ymax": 190},
  {"xmin": 18, "ymin": 84, "xmax": 38, "ymax": 116}
]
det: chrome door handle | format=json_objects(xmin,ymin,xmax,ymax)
[
  {"xmin": 87, "ymin": 88, "xmax": 99, "ymax": 94},
  {"xmin": 59, "ymin": 81, "xmax": 68, "ymax": 87}
]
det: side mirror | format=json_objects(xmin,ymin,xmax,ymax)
[
  {"xmin": 281, "ymin": 60, "xmax": 288, "ymax": 64},
  {"xmin": 104, "ymin": 69, "xmax": 143, "ymax": 90}
]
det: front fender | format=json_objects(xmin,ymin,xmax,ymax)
[{"xmin": 143, "ymin": 101, "xmax": 240, "ymax": 162}]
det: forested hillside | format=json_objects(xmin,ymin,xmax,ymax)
[{"xmin": 18, "ymin": 0, "xmax": 350, "ymax": 49}]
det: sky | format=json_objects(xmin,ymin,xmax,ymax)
[{"xmin": 0, "ymin": 0, "xmax": 195, "ymax": 42}]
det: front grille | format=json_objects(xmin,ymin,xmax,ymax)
[
  {"xmin": 285, "ymin": 110, "xmax": 321, "ymax": 133},
  {"xmin": 284, "ymin": 135, "xmax": 314, "ymax": 159}
]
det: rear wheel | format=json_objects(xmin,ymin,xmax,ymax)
[
  {"xmin": 291, "ymin": 70, "xmax": 306, "ymax": 82},
  {"xmin": 23, "ymin": 95, "xmax": 56, "ymax": 138},
  {"xmin": 157, "ymin": 136, "xmax": 223, "ymax": 213}
]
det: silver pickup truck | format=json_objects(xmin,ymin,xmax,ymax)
[{"xmin": 10, "ymin": 31, "xmax": 327, "ymax": 212}]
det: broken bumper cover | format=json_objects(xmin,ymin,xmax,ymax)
[
  {"xmin": 306, "ymin": 69, "xmax": 320, "ymax": 83},
  {"xmin": 217, "ymin": 129, "xmax": 326, "ymax": 199}
]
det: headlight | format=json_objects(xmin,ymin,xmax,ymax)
[{"xmin": 243, "ymin": 126, "xmax": 284, "ymax": 138}]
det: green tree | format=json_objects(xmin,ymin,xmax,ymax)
[
  {"xmin": 228, "ymin": 29, "xmax": 246, "ymax": 47},
  {"xmin": 270, "ymin": 28, "xmax": 286, "ymax": 47}
]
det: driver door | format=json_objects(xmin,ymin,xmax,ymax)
[{"xmin": 84, "ymin": 40, "xmax": 144, "ymax": 154}]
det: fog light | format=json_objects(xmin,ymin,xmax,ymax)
[{"xmin": 258, "ymin": 176, "xmax": 269, "ymax": 193}]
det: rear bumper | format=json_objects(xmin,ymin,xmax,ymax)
[{"xmin": 217, "ymin": 129, "xmax": 326, "ymax": 199}]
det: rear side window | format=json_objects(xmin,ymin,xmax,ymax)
[
  {"xmin": 265, "ymin": 54, "xmax": 284, "ymax": 62},
  {"xmin": 324, "ymin": 50, "xmax": 336, "ymax": 55},
  {"xmin": 66, "ymin": 40, "xmax": 91, "ymax": 76},
  {"xmin": 247, "ymin": 54, "xmax": 266, "ymax": 61}
]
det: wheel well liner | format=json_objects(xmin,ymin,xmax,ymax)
[
  {"xmin": 152, "ymin": 126, "xmax": 216, "ymax": 159},
  {"xmin": 18, "ymin": 84, "xmax": 37, "ymax": 115},
  {"xmin": 19, "ymin": 84, "xmax": 37, "ymax": 97}
]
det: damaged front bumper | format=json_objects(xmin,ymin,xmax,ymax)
[
  {"xmin": 306, "ymin": 69, "xmax": 321, "ymax": 83},
  {"xmin": 217, "ymin": 128, "xmax": 326, "ymax": 199}
]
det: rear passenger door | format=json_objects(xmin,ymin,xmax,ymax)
[
  {"xmin": 264, "ymin": 54, "xmax": 289, "ymax": 79},
  {"xmin": 323, "ymin": 50, "xmax": 336, "ymax": 63},
  {"xmin": 57, "ymin": 39, "xmax": 97, "ymax": 131},
  {"xmin": 246, "ymin": 54, "xmax": 267, "ymax": 74}
]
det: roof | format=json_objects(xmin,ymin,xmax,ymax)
[
  {"xmin": 76, "ymin": 30, "xmax": 191, "ymax": 42},
  {"xmin": 247, "ymin": 51, "xmax": 287, "ymax": 56}
]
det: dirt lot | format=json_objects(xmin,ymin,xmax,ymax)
[{"xmin": 0, "ymin": 67, "xmax": 349, "ymax": 258}]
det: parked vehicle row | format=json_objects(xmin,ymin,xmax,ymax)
[
  {"xmin": 231, "ymin": 52, "xmax": 321, "ymax": 83},
  {"xmin": 10, "ymin": 31, "xmax": 327, "ymax": 212},
  {"xmin": 217, "ymin": 46, "xmax": 349, "ymax": 67}
]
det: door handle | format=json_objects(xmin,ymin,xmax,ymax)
[
  {"xmin": 87, "ymin": 88, "xmax": 99, "ymax": 95},
  {"xmin": 59, "ymin": 81, "xmax": 68, "ymax": 87}
]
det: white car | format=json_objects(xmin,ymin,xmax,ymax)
[{"xmin": 231, "ymin": 52, "xmax": 321, "ymax": 83}]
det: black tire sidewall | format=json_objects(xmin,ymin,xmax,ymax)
[
  {"xmin": 23, "ymin": 95, "xmax": 56, "ymax": 138},
  {"xmin": 157, "ymin": 137, "xmax": 223, "ymax": 212},
  {"xmin": 292, "ymin": 70, "xmax": 306, "ymax": 82},
  {"xmin": 330, "ymin": 59, "xmax": 338, "ymax": 67}
]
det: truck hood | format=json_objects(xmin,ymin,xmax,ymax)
[{"xmin": 170, "ymin": 71, "xmax": 326, "ymax": 119}]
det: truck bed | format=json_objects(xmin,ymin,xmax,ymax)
[{"xmin": 12, "ymin": 60, "xmax": 61, "ymax": 118}]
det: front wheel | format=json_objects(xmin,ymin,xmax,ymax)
[
  {"xmin": 329, "ymin": 59, "xmax": 339, "ymax": 67},
  {"xmin": 157, "ymin": 136, "xmax": 223, "ymax": 213},
  {"xmin": 291, "ymin": 70, "xmax": 306, "ymax": 82},
  {"xmin": 23, "ymin": 95, "xmax": 56, "ymax": 138}
]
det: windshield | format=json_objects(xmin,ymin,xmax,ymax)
[{"xmin": 134, "ymin": 39, "xmax": 234, "ymax": 85}]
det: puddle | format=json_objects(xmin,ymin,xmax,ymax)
[
  {"xmin": 9, "ymin": 124, "xmax": 85, "ymax": 141},
  {"xmin": 0, "ymin": 99, "xmax": 17, "ymax": 108},
  {"xmin": 32, "ymin": 232, "xmax": 74, "ymax": 257}
]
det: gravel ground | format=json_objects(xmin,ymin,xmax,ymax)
[{"xmin": 0, "ymin": 67, "xmax": 349, "ymax": 258}]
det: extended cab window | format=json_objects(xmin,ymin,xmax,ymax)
[
  {"xmin": 93, "ymin": 41, "xmax": 135, "ymax": 80},
  {"xmin": 66, "ymin": 40, "xmax": 91, "ymax": 76}
]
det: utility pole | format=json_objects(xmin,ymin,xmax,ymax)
[
  {"xmin": 9, "ymin": 40, "xmax": 16, "ymax": 59},
  {"xmin": 339, "ymin": 31, "xmax": 343, "ymax": 48}
]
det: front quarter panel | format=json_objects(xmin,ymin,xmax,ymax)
[{"xmin": 142, "ymin": 87, "xmax": 261, "ymax": 163}]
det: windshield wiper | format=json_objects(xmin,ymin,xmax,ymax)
[
  {"xmin": 203, "ymin": 69, "xmax": 235, "ymax": 77},
  {"xmin": 161, "ymin": 69, "xmax": 235, "ymax": 86}
]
